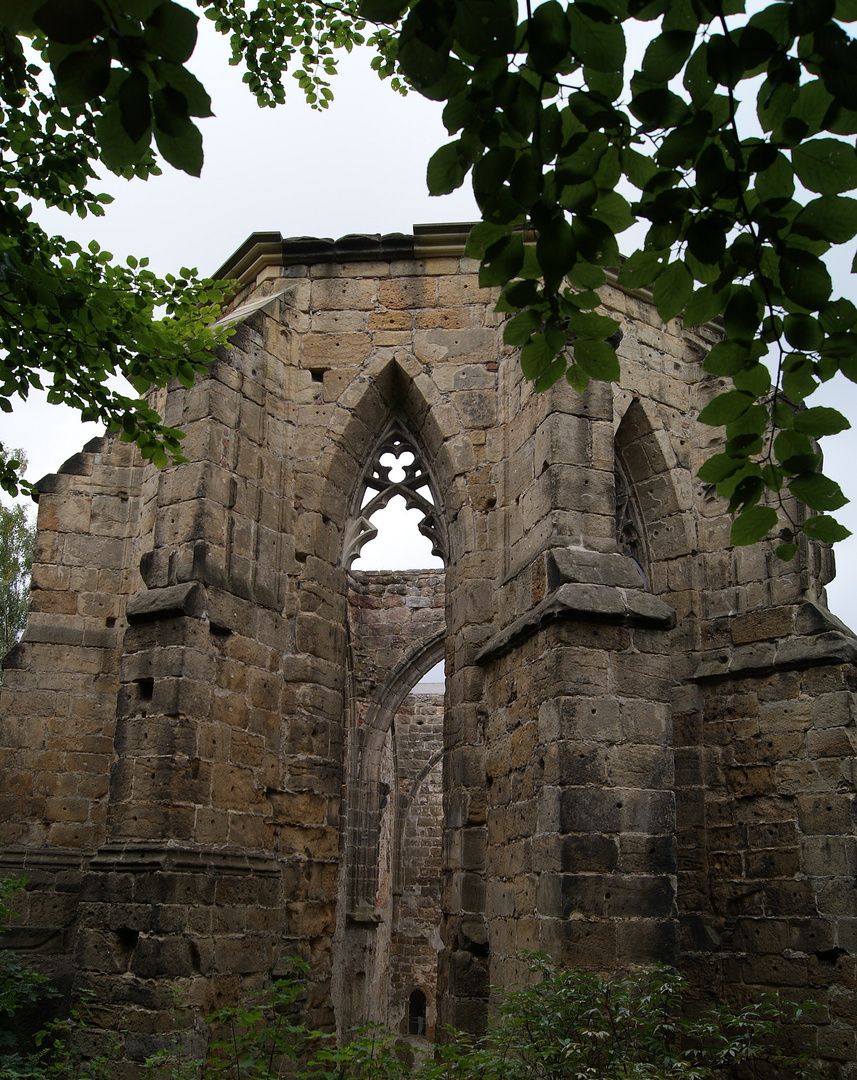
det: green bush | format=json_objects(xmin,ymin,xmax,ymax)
[
  {"xmin": 0, "ymin": 913, "xmax": 821, "ymax": 1080},
  {"xmin": 470, "ymin": 955, "xmax": 820, "ymax": 1080},
  {"xmin": 146, "ymin": 955, "xmax": 820, "ymax": 1080}
]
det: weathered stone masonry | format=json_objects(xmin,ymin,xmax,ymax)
[{"xmin": 1, "ymin": 223, "xmax": 856, "ymax": 1074}]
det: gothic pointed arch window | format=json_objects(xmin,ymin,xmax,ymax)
[
  {"xmin": 615, "ymin": 455, "xmax": 650, "ymax": 585},
  {"xmin": 343, "ymin": 421, "xmax": 447, "ymax": 570}
]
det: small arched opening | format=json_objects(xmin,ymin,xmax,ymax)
[{"xmin": 408, "ymin": 988, "xmax": 427, "ymax": 1036}]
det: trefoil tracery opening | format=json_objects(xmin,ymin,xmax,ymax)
[{"xmin": 343, "ymin": 421, "xmax": 447, "ymax": 569}]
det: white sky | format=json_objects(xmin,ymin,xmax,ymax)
[{"xmin": 4, "ymin": 16, "xmax": 857, "ymax": 628}]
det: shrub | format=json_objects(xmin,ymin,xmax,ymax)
[{"xmin": 0, "ymin": 926, "xmax": 821, "ymax": 1080}]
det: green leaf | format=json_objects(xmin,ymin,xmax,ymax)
[
  {"xmin": 790, "ymin": 472, "xmax": 848, "ymax": 512},
  {"xmin": 683, "ymin": 284, "xmax": 728, "ymax": 328},
  {"xmin": 792, "ymin": 407, "xmax": 851, "ymax": 437},
  {"xmin": 754, "ymin": 152, "xmax": 795, "ymax": 202},
  {"xmin": 731, "ymin": 505, "xmax": 778, "ymax": 545},
  {"xmin": 698, "ymin": 390, "xmax": 755, "ymax": 426},
  {"xmin": 683, "ymin": 41, "xmax": 715, "ymax": 103},
  {"xmin": 568, "ymin": 310, "xmax": 620, "ymax": 340},
  {"xmin": 819, "ymin": 297, "xmax": 857, "ymax": 334},
  {"xmin": 591, "ymin": 192, "xmax": 635, "ymax": 233},
  {"xmin": 396, "ymin": 10, "xmax": 451, "ymax": 89},
  {"xmin": 572, "ymin": 215, "xmax": 620, "ymax": 265},
  {"xmin": 801, "ymin": 514, "xmax": 852, "ymax": 543},
  {"xmin": 568, "ymin": 262, "xmax": 606, "ymax": 289},
  {"xmin": 154, "ymin": 62, "xmax": 214, "ymax": 119},
  {"xmin": 466, "ymin": 221, "xmax": 512, "ymax": 260},
  {"xmin": 779, "ymin": 249, "xmax": 832, "ymax": 310},
  {"xmin": 473, "ymin": 146, "xmax": 514, "ymax": 200},
  {"xmin": 509, "ymin": 152, "xmax": 542, "ymax": 209},
  {"xmin": 0, "ymin": 0, "xmax": 41, "ymax": 32},
  {"xmin": 527, "ymin": 0, "xmax": 570, "ymax": 74},
  {"xmin": 617, "ymin": 248, "xmax": 663, "ymax": 289},
  {"xmin": 53, "ymin": 42, "xmax": 111, "ymax": 105},
  {"xmin": 153, "ymin": 119, "xmax": 203, "ymax": 175},
  {"xmin": 152, "ymin": 86, "xmax": 192, "ymax": 139},
  {"xmin": 733, "ymin": 363, "xmax": 771, "ymax": 396},
  {"xmin": 794, "ymin": 196, "xmax": 857, "ymax": 244},
  {"xmin": 427, "ymin": 140, "xmax": 470, "ymax": 195},
  {"xmin": 775, "ymin": 428, "xmax": 816, "ymax": 470},
  {"xmin": 782, "ymin": 352, "xmax": 817, "ymax": 401},
  {"xmin": 723, "ymin": 287, "xmax": 762, "ymax": 343},
  {"xmin": 790, "ymin": 0, "xmax": 835, "ymax": 35},
  {"xmin": 95, "ymin": 101, "xmax": 152, "ymax": 170},
  {"xmin": 520, "ymin": 332, "xmax": 553, "ymax": 379},
  {"xmin": 629, "ymin": 87, "xmax": 689, "ymax": 128},
  {"xmin": 640, "ymin": 30, "xmax": 695, "ymax": 82},
  {"xmin": 652, "ymin": 260, "xmax": 693, "ymax": 322},
  {"xmin": 504, "ymin": 308, "xmax": 542, "ymax": 346},
  {"xmin": 573, "ymin": 338, "xmax": 620, "ymax": 381},
  {"xmin": 145, "ymin": 1, "xmax": 199, "ymax": 64},
  {"xmin": 566, "ymin": 5, "xmax": 625, "ymax": 72},
  {"xmin": 792, "ymin": 138, "xmax": 857, "ymax": 194},
  {"xmin": 775, "ymin": 543, "xmax": 798, "ymax": 561},
  {"xmin": 479, "ymin": 233, "xmax": 525, "ymax": 287},
  {"xmin": 359, "ymin": 0, "xmax": 409, "ymax": 19},
  {"xmin": 697, "ymin": 452, "xmax": 745, "ymax": 484},
  {"xmin": 34, "ymin": 0, "xmax": 105, "ymax": 42},
  {"xmin": 783, "ymin": 314, "xmax": 823, "ymax": 351},
  {"xmin": 118, "ymin": 70, "xmax": 152, "ymax": 144},
  {"xmin": 537, "ymin": 218, "xmax": 576, "ymax": 286},
  {"xmin": 726, "ymin": 403, "xmax": 768, "ymax": 443},
  {"xmin": 621, "ymin": 147, "xmax": 657, "ymax": 190}
]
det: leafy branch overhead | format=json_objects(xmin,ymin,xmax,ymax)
[
  {"xmin": 0, "ymin": 0, "xmax": 236, "ymax": 497},
  {"xmin": 384, "ymin": 0, "xmax": 857, "ymax": 555},
  {"xmin": 2, "ymin": 0, "xmax": 857, "ymax": 556}
]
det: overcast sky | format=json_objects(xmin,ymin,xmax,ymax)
[{"xmin": 5, "ymin": 17, "xmax": 857, "ymax": 629}]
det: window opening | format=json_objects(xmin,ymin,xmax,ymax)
[
  {"xmin": 345, "ymin": 422, "xmax": 447, "ymax": 569},
  {"xmin": 615, "ymin": 457, "xmax": 649, "ymax": 583},
  {"xmin": 408, "ymin": 989, "xmax": 427, "ymax": 1036},
  {"xmin": 415, "ymin": 659, "xmax": 444, "ymax": 691}
]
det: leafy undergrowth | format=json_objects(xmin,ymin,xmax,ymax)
[{"xmin": 0, "ymin": 944, "xmax": 822, "ymax": 1080}]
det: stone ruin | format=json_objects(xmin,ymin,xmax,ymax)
[{"xmin": 1, "ymin": 223, "xmax": 856, "ymax": 1074}]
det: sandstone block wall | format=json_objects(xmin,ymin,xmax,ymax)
[{"xmin": 0, "ymin": 224, "xmax": 854, "ymax": 1076}]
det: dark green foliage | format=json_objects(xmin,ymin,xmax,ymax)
[
  {"xmin": 0, "ymin": 877, "xmax": 58, "ymax": 1078},
  {"xmin": 355, "ymin": 0, "xmax": 857, "ymax": 555},
  {"xmin": 460, "ymin": 956, "xmax": 821, "ymax": 1080},
  {"xmin": 3, "ymin": 0, "xmax": 857, "ymax": 550},
  {"xmin": 0, "ymin": 451, "xmax": 34, "ymax": 669},
  {"xmin": 0, "ymin": 937, "xmax": 822, "ymax": 1080},
  {"xmin": 143, "ymin": 957, "xmax": 820, "ymax": 1080}
]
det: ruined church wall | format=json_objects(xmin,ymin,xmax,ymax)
[{"xmin": 0, "ymin": 227, "xmax": 854, "ymax": 1074}]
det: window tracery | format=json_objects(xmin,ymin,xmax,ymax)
[
  {"xmin": 343, "ymin": 421, "xmax": 446, "ymax": 568},
  {"xmin": 615, "ymin": 456, "xmax": 649, "ymax": 583}
]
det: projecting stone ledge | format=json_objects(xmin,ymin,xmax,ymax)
[
  {"xmin": 476, "ymin": 581, "xmax": 675, "ymax": 664},
  {"xmin": 126, "ymin": 582, "xmax": 208, "ymax": 624},
  {"xmin": 691, "ymin": 601, "xmax": 857, "ymax": 680}
]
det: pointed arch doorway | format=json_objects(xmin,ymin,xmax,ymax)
[{"xmin": 333, "ymin": 418, "xmax": 447, "ymax": 1042}]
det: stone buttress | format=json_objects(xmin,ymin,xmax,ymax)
[{"xmin": 0, "ymin": 224, "xmax": 855, "ymax": 1076}]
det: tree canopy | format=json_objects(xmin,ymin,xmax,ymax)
[
  {"xmin": 0, "ymin": 451, "xmax": 34, "ymax": 669},
  {"xmin": 2, "ymin": 0, "xmax": 857, "ymax": 554}
]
